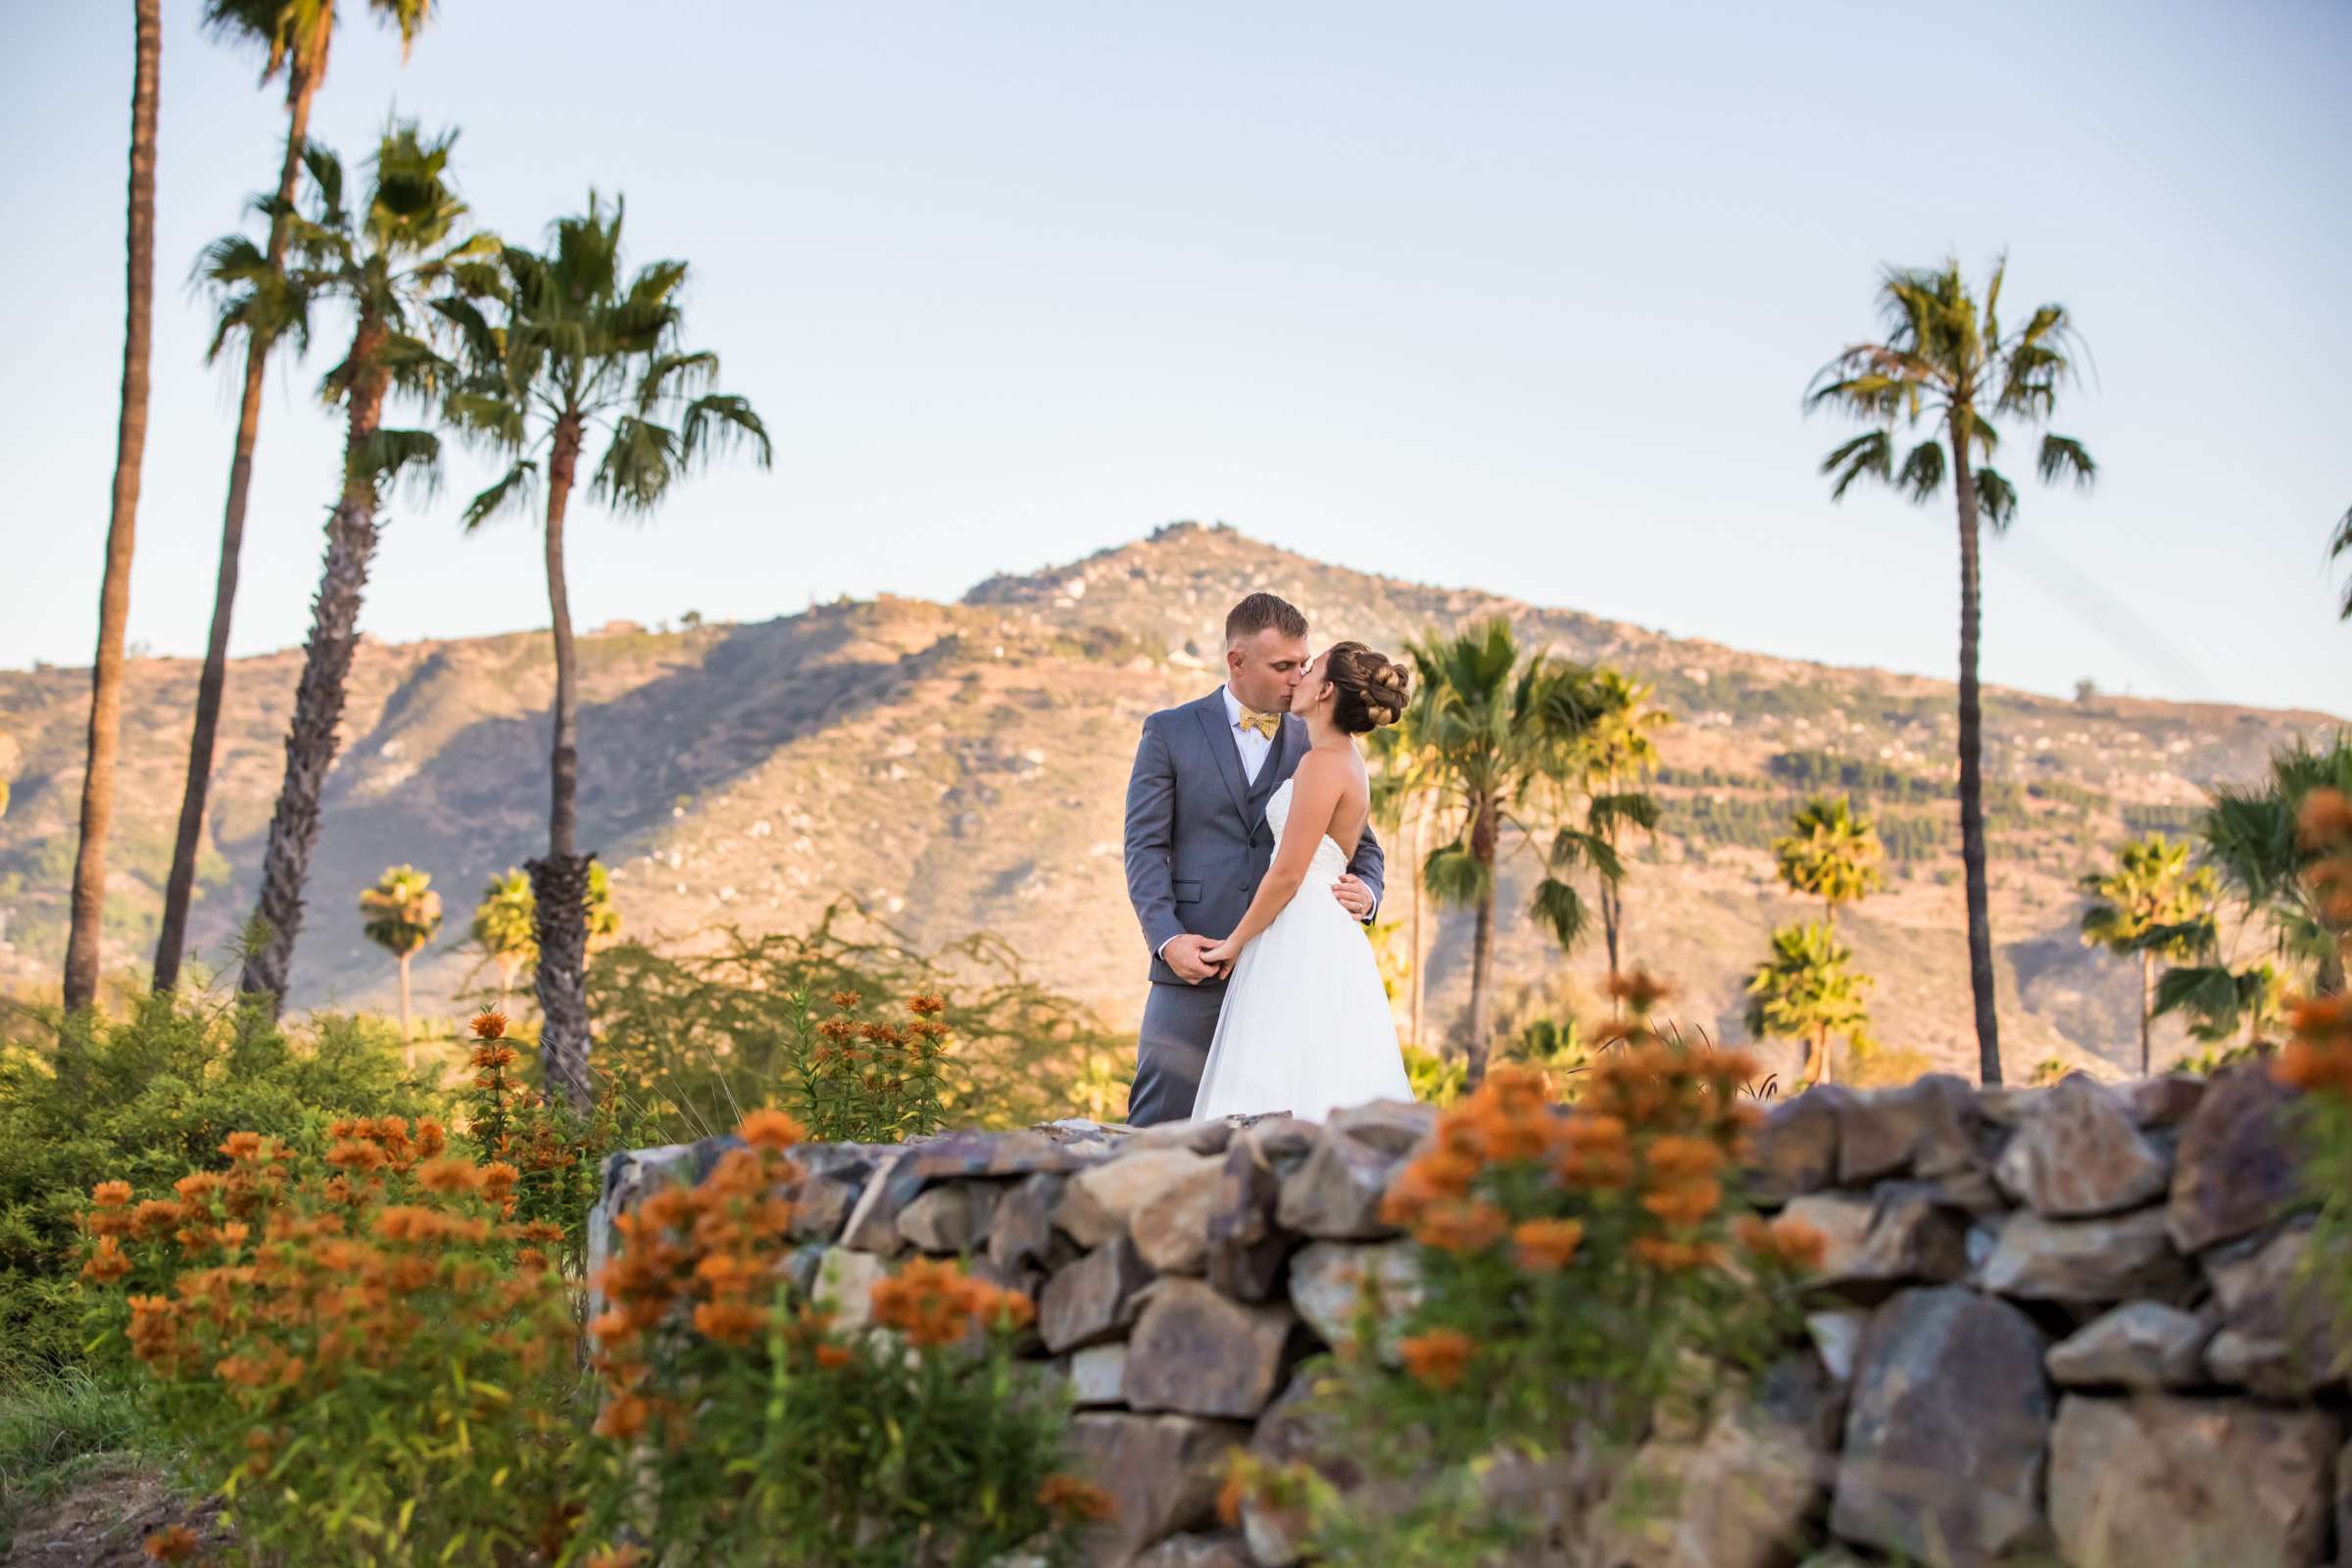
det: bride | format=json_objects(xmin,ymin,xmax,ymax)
[{"xmin": 1194, "ymin": 642, "xmax": 1416, "ymax": 1122}]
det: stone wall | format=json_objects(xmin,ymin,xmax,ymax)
[{"xmin": 591, "ymin": 1068, "xmax": 2351, "ymax": 1568}]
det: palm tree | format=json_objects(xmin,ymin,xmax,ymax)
[
  {"xmin": 468, "ymin": 860, "xmax": 619, "ymax": 1003},
  {"xmin": 1406, "ymin": 619, "xmax": 1605, "ymax": 1085},
  {"xmin": 153, "ymin": 0, "xmax": 439, "ymax": 995},
  {"xmin": 1807, "ymin": 256, "xmax": 2098, "ymax": 1087},
  {"xmin": 470, "ymin": 866, "xmax": 535, "ymax": 1002},
  {"xmin": 1368, "ymin": 716, "xmax": 1441, "ymax": 1052},
  {"xmin": 62, "ymin": 0, "xmax": 163, "ymax": 1014},
  {"xmin": 2079, "ymin": 832, "xmax": 2218, "ymax": 1074},
  {"xmin": 1568, "ymin": 667, "xmax": 1667, "ymax": 1002},
  {"xmin": 360, "ymin": 863, "xmax": 441, "ymax": 1056},
  {"xmin": 237, "ymin": 125, "xmax": 491, "ymax": 1014},
  {"xmin": 439, "ymin": 198, "xmax": 768, "ymax": 1108},
  {"xmin": 1773, "ymin": 794, "xmax": 1886, "ymax": 932},
  {"xmin": 1745, "ymin": 921, "xmax": 1873, "ymax": 1087},
  {"xmin": 2156, "ymin": 737, "xmax": 2352, "ymax": 1042}
]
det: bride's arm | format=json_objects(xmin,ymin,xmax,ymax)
[{"xmin": 1200, "ymin": 753, "xmax": 1347, "ymax": 966}]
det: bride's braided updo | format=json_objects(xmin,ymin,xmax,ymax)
[{"xmin": 1322, "ymin": 642, "xmax": 1412, "ymax": 735}]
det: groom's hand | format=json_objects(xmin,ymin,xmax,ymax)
[
  {"xmin": 1332, "ymin": 875, "xmax": 1375, "ymax": 920},
  {"xmin": 1163, "ymin": 933, "xmax": 1228, "ymax": 985}
]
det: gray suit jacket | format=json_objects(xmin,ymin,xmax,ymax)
[{"xmin": 1124, "ymin": 688, "xmax": 1386, "ymax": 989}]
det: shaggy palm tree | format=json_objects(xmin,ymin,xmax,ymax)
[
  {"xmin": 361, "ymin": 864, "xmax": 441, "ymax": 1054},
  {"xmin": 467, "ymin": 861, "xmax": 620, "ymax": 1003},
  {"xmin": 1745, "ymin": 921, "xmax": 1872, "ymax": 1087},
  {"xmin": 63, "ymin": 0, "xmax": 162, "ymax": 1014},
  {"xmin": 1807, "ymin": 256, "xmax": 2098, "ymax": 1086},
  {"xmin": 1774, "ymin": 794, "xmax": 1886, "ymax": 932},
  {"xmin": 1407, "ymin": 619, "xmax": 1604, "ymax": 1085},
  {"xmin": 1568, "ymin": 667, "xmax": 1666, "ymax": 1002},
  {"xmin": 2155, "ymin": 737, "xmax": 2352, "ymax": 1042},
  {"xmin": 439, "ymin": 197, "xmax": 767, "ymax": 1109},
  {"xmin": 2080, "ymin": 832, "xmax": 2218, "ymax": 1074},
  {"xmin": 237, "ymin": 125, "xmax": 492, "ymax": 1014},
  {"xmin": 154, "ymin": 0, "xmax": 439, "ymax": 994}
]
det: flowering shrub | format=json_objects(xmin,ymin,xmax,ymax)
[
  {"xmin": 783, "ymin": 989, "xmax": 952, "ymax": 1144},
  {"xmin": 1232, "ymin": 981, "xmax": 1816, "ymax": 1565},
  {"xmin": 465, "ymin": 1010, "xmax": 645, "ymax": 1278},
  {"xmin": 574, "ymin": 1108, "xmax": 1103, "ymax": 1566},
  {"xmin": 78, "ymin": 1116, "xmax": 579, "ymax": 1565},
  {"xmin": 2275, "ymin": 786, "xmax": 2352, "ymax": 1320}
]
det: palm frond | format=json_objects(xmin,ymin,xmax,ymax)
[
  {"xmin": 679, "ymin": 393, "xmax": 773, "ymax": 470},
  {"xmin": 352, "ymin": 425, "xmax": 442, "ymax": 500},
  {"xmin": 1975, "ymin": 466, "xmax": 2018, "ymax": 531},
  {"xmin": 1822, "ymin": 430, "xmax": 1894, "ymax": 501},
  {"xmin": 460, "ymin": 460, "xmax": 538, "ymax": 533},
  {"xmin": 2037, "ymin": 433, "xmax": 2097, "ymax": 490},
  {"xmin": 1897, "ymin": 439, "xmax": 1945, "ymax": 502},
  {"xmin": 638, "ymin": 351, "xmax": 718, "ymax": 411},
  {"xmin": 1423, "ymin": 841, "xmax": 1489, "ymax": 907},
  {"xmin": 2331, "ymin": 506, "xmax": 2352, "ymax": 621},
  {"xmin": 1529, "ymin": 877, "xmax": 1589, "ymax": 951},
  {"xmin": 593, "ymin": 416, "xmax": 683, "ymax": 514}
]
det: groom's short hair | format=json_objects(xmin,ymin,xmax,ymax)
[{"xmin": 1226, "ymin": 593, "xmax": 1308, "ymax": 645}]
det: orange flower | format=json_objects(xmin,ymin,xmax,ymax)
[
  {"xmin": 1411, "ymin": 1199, "xmax": 1506, "ymax": 1254},
  {"xmin": 1631, "ymin": 1235, "xmax": 1724, "ymax": 1272},
  {"xmin": 326, "ymin": 1139, "xmax": 388, "ymax": 1173},
  {"xmin": 1037, "ymin": 1473, "xmax": 1117, "ymax": 1523},
  {"xmin": 1640, "ymin": 1177, "xmax": 1723, "ymax": 1229},
  {"xmin": 906, "ymin": 994, "xmax": 948, "ymax": 1016},
  {"xmin": 1512, "ymin": 1217, "xmax": 1586, "ymax": 1272},
  {"xmin": 92, "ymin": 1180, "xmax": 134, "ymax": 1209},
  {"xmin": 595, "ymin": 1393, "xmax": 651, "ymax": 1441},
  {"xmin": 1605, "ymin": 966, "xmax": 1674, "ymax": 1015},
  {"xmin": 82, "ymin": 1235, "xmax": 131, "ymax": 1284},
  {"xmin": 2296, "ymin": 787, "xmax": 2352, "ymax": 849},
  {"xmin": 585, "ymin": 1548, "xmax": 648, "ymax": 1568},
  {"xmin": 693, "ymin": 1298, "xmax": 769, "ymax": 1347},
  {"xmin": 1735, "ymin": 1212, "xmax": 1830, "ymax": 1272},
  {"xmin": 470, "ymin": 1008, "xmax": 510, "ymax": 1040},
  {"xmin": 831, "ymin": 990, "xmax": 864, "ymax": 1010},
  {"xmin": 737, "ymin": 1107, "xmax": 806, "ymax": 1153},
  {"xmin": 1216, "ymin": 1459, "xmax": 1251, "ymax": 1528},
  {"xmin": 415, "ymin": 1156, "xmax": 485, "ymax": 1197},
  {"xmin": 813, "ymin": 1342, "xmax": 854, "ymax": 1370},
  {"xmin": 1398, "ymin": 1328, "xmax": 1476, "ymax": 1390},
  {"xmin": 219, "ymin": 1131, "xmax": 266, "ymax": 1161},
  {"xmin": 1643, "ymin": 1135, "xmax": 1725, "ymax": 1183},
  {"xmin": 142, "ymin": 1525, "xmax": 200, "ymax": 1562}
]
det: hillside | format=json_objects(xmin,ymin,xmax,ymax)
[{"xmin": 1, "ymin": 522, "xmax": 2337, "ymax": 1082}]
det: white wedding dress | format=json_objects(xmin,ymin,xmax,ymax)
[{"xmin": 1192, "ymin": 778, "xmax": 1414, "ymax": 1123}]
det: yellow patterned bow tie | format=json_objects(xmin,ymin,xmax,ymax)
[{"xmin": 1237, "ymin": 706, "xmax": 1282, "ymax": 740}]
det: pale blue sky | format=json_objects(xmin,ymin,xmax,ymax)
[{"xmin": 6, "ymin": 1, "xmax": 2349, "ymax": 712}]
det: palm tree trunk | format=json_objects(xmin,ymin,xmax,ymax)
[
  {"xmin": 531, "ymin": 415, "xmax": 595, "ymax": 1112},
  {"xmin": 2138, "ymin": 949, "xmax": 2154, "ymax": 1076},
  {"xmin": 397, "ymin": 950, "xmax": 414, "ymax": 1062},
  {"xmin": 239, "ymin": 319, "xmax": 390, "ymax": 1013},
  {"xmin": 1463, "ymin": 798, "xmax": 1499, "ymax": 1085},
  {"xmin": 63, "ymin": 0, "xmax": 161, "ymax": 1015},
  {"xmin": 1950, "ymin": 413, "xmax": 2003, "ymax": 1086},
  {"xmin": 1811, "ymin": 1023, "xmax": 1833, "ymax": 1086},
  {"xmin": 154, "ymin": 44, "xmax": 323, "ymax": 994}
]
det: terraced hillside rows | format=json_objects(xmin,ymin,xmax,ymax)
[{"xmin": 1, "ymin": 523, "xmax": 2336, "ymax": 1081}]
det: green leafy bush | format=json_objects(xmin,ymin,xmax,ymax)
[{"xmin": 0, "ymin": 992, "xmax": 433, "ymax": 1382}]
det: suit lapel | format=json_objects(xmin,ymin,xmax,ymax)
[{"xmin": 1192, "ymin": 690, "xmax": 1250, "ymax": 823}]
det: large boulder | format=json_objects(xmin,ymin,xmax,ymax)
[
  {"xmin": 896, "ymin": 1180, "xmax": 1001, "ymax": 1253},
  {"xmin": 2043, "ymin": 1300, "xmax": 2211, "ymax": 1390},
  {"xmin": 1991, "ymin": 1074, "xmax": 2170, "ymax": 1217},
  {"xmin": 2166, "ymin": 1064, "xmax": 2300, "ymax": 1254},
  {"xmin": 1066, "ymin": 1342, "xmax": 1129, "ymax": 1407},
  {"xmin": 808, "ymin": 1247, "xmax": 893, "ymax": 1334},
  {"xmin": 989, "ymin": 1171, "xmax": 1073, "ymax": 1273},
  {"xmin": 1286, "ymin": 1240, "xmax": 1423, "ymax": 1359},
  {"xmin": 1779, "ymin": 1188, "xmax": 1969, "ymax": 1293},
  {"xmin": 2047, "ymin": 1395, "xmax": 2342, "ymax": 1568},
  {"xmin": 1275, "ymin": 1115, "xmax": 1417, "ymax": 1240},
  {"xmin": 1121, "ymin": 1280, "xmax": 1297, "ymax": 1419},
  {"xmin": 1746, "ymin": 1087, "xmax": 1846, "ymax": 1202},
  {"xmin": 1068, "ymin": 1412, "xmax": 1251, "ymax": 1567},
  {"xmin": 2202, "ymin": 1224, "xmax": 2350, "ymax": 1397},
  {"xmin": 1836, "ymin": 1076, "xmax": 1984, "ymax": 1185},
  {"xmin": 1831, "ymin": 1286, "xmax": 2051, "ymax": 1566},
  {"xmin": 1042, "ymin": 1237, "xmax": 1154, "ymax": 1353},
  {"xmin": 1132, "ymin": 1156, "xmax": 1230, "ymax": 1275},
  {"xmin": 1060, "ymin": 1150, "xmax": 1224, "ymax": 1250},
  {"xmin": 1973, "ymin": 1207, "xmax": 2194, "ymax": 1303},
  {"xmin": 1205, "ymin": 1117, "xmax": 1315, "ymax": 1301}
]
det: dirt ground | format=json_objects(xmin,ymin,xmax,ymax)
[{"xmin": 0, "ymin": 1460, "xmax": 220, "ymax": 1567}]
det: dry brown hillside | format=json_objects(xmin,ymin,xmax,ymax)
[{"xmin": 1, "ymin": 522, "xmax": 2337, "ymax": 1083}]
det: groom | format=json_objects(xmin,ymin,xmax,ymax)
[{"xmin": 1121, "ymin": 592, "xmax": 1385, "ymax": 1126}]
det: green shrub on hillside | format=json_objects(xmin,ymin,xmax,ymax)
[{"xmin": 0, "ymin": 993, "xmax": 431, "ymax": 1382}]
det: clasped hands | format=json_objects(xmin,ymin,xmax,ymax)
[{"xmin": 1165, "ymin": 875, "xmax": 1375, "ymax": 983}]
